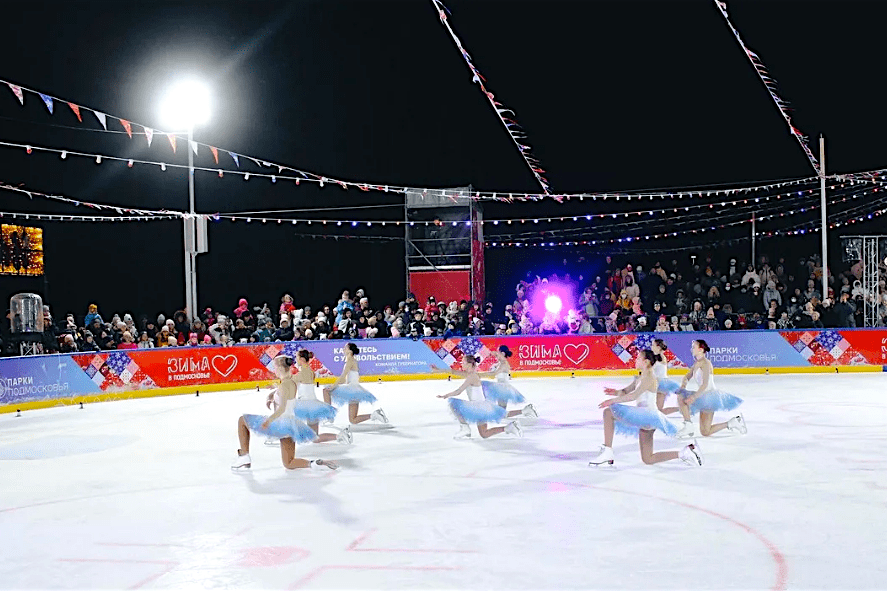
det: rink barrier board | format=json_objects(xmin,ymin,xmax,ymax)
[
  {"xmin": 2, "ymin": 364, "xmax": 883, "ymax": 415},
  {"xmin": 2, "ymin": 330, "xmax": 886, "ymax": 414}
]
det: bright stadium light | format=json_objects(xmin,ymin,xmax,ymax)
[
  {"xmin": 545, "ymin": 295, "xmax": 563, "ymax": 315},
  {"xmin": 159, "ymin": 79, "xmax": 211, "ymax": 130}
]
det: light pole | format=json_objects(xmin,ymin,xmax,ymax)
[{"xmin": 160, "ymin": 80, "xmax": 211, "ymax": 322}]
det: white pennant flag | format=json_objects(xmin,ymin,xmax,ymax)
[
  {"xmin": 190, "ymin": 140, "xmax": 199, "ymax": 156},
  {"xmin": 93, "ymin": 111, "xmax": 107, "ymax": 130},
  {"xmin": 144, "ymin": 127, "xmax": 154, "ymax": 147}
]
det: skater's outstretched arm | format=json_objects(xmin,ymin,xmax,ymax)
[
  {"xmin": 604, "ymin": 376, "xmax": 639, "ymax": 396},
  {"xmin": 599, "ymin": 374, "xmax": 650, "ymax": 408},
  {"xmin": 437, "ymin": 379, "xmax": 471, "ymax": 399}
]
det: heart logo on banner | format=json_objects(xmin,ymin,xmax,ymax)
[
  {"xmin": 563, "ymin": 343, "xmax": 590, "ymax": 365},
  {"xmin": 211, "ymin": 355, "xmax": 238, "ymax": 377}
]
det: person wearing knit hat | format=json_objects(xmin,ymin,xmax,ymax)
[{"xmin": 84, "ymin": 304, "xmax": 103, "ymax": 328}]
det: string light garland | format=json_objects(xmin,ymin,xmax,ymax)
[
  {"xmin": 430, "ymin": 0, "xmax": 550, "ymax": 194},
  {"xmin": 0, "ymin": 182, "xmax": 185, "ymax": 217},
  {"xmin": 0, "ymin": 211, "xmax": 178, "ymax": 222},
  {"xmin": 484, "ymin": 190, "xmax": 887, "ymax": 248},
  {"xmin": 6, "ymin": 137, "xmax": 879, "ymax": 206}
]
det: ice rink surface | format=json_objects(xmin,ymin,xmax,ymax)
[{"xmin": 2, "ymin": 372, "xmax": 887, "ymax": 590}]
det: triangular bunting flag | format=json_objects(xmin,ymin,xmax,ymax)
[
  {"xmin": 119, "ymin": 119, "xmax": 133, "ymax": 138},
  {"xmin": 68, "ymin": 102, "xmax": 82, "ymax": 122},
  {"xmin": 189, "ymin": 140, "xmax": 198, "ymax": 156},
  {"xmin": 38, "ymin": 93, "xmax": 54, "ymax": 114},
  {"xmin": 7, "ymin": 83, "xmax": 24, "ymax": 105},
  {"xmin": 167, "ymin": 134, "xmax": 177, "ymax": 153},
  {"xmin": 144, "ymin": 127, "xmax": 153, "ymax": 147},
  {"xmin": 229, "ymin": 152, "xmax": 240, "ymax": 167},
  {"xmin": 210, "ymin": 146, "xmax": 219, "ymax": 164},
  {"xmin": 93, "ymin": 111, "xmax": 107, "ymax": 130}
]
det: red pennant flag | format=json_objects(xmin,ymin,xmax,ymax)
[
  {"xmin": 7, "ymin": 83, "xmax": 24, "ymax": 105},
  {"xmin": 119, "ymin": 119, "xmax": 133, "ymax": 138},
  {"xmin": 210, "ymin": 146, "xmax": 219, "ymax": 164},
  {"xmin": 68, "ymin": 102, "xmax": 82, "ymax": 122},
  {"xmin": 168, "ymin": 134, "xmax": 177, "ymax": 153}
]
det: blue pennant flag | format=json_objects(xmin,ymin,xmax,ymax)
[{"xmin": 38, "ymin": 93, "xmax": 54, "ymax": 114}]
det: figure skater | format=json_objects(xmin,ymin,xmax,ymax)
[
  {"xmin": 589, "ymin": 350, "xmax": 702, "ymax": 467},
  {"xmin": 651, "ymin": 339, "xmax": 682, "ymax": 415},
  {"xmin": 293, "ymin": 350, "xmax": 353, "ymax": 444},
  {"xmin": 322, "ymin": 343, "xmax": 389, "ymax": 425},
  {"xmin": 432, "ymin": 346, "xmax": 536, "ymax": 420},
  {"xmin": 674, "ymin": 339, "xmax": 747, "ymax": 439},
  {"xmin": 436, "ymin": 355, "xmax": 523, "ymax": 440},
  {"xmin": 232, "ymin": 355, "xmax": 338, "ymax": 471},
  {"xmin": 604, "ymin": 339, "xmax": 679, "ymax": 414}
]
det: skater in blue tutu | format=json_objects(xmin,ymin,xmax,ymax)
[
  {"xmin": 436, "ymin": 355, "xmax": 523, "ymax": 440},
  {"xmin": 322, "ymin": 343, "xmax": 389, "ymax": 426},
  {"xmin": 652, "ymin": 339, "xmax": 682, "ymax": 415},
  {"xmin": 674, "ymin": 339, "xmax": 747, "ymax": 439},
  {"xmin": 293, "ymin": 349, "xmax": 353, "ymax": 445},
  {"xmin": 589, "ymin": 350, "xmax": 702, "ymax": 467},
  {"xmin": 432, "ymin": 345, "xmax": 537, "ymax": 421},
  {"xmin": 232, "ymin": 355, "xmax": 338, "ymax": 471},
  {"xmin": 483, "ymin": 346, "xmax": 538, "ymax": 420},
  {"xmin": 603, "ymin": 339, "xmax": 679, "ymax": 415}
]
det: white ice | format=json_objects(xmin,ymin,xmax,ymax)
[{"xmin": 2, "ymin": 373, "xmax": 887, "ymax": 590}]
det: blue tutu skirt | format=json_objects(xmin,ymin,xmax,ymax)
[
  {"xmin": 482, "ymin": 381, "xmax": 526, "ymax": 404},
  {"xmin": 680, "ymin": 389, "xmax": 743, "ymax": 415},
  {"xmin": 243, "ymin": 414, "xmax": 316, "ymax": 443},
  {"xmin": 329, "ymin": 384, "xmax": 377, "ymax": 406},
  {"xmin": 292, "ymin": 399, "xmax": 338, "ymax": 423},
  {"xmin": 657, "ymin": 378, "xmax": 681, "ymax": 395},
  {"xmin": 610, "ymin": 404, "xmax": 678, "ymax": 437},
  {"xmin": 449, "ymin": 398, "xmax": 507, "ymax": 424}
]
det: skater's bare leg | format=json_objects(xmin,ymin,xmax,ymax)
[
  {"xmin": 699, "ymin": 411, "xmax": 729, "ymax": 436},
  {"xmin": 639, "ymin": 429, "xmax": 679, "ymax": 464}
]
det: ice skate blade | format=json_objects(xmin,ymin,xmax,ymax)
[
  {"xmin": 231, "ymin": 464, "xmax": 251, "ymax": 471},
  {"xmin": 588, "ymin": 460, "xmax": 615, "ymax": 468}
]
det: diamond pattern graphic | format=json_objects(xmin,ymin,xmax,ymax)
[
  {"xmin": 435, "ymin": 348, "xmax": 449, "ymax": 360},
  {"xmin": 799, "ymin": 331, "xmax": 815, "ymax": 345},
  {"xmin": 442, "ymin": 340, "xmax": 457, "ymax": 352},
  {"xmin": 816, "ymin": 330, "xmax": 842, "ymax": 351},
  {"xmin": 800, "ymin": 346, "xmax": 814, "ymax": 360},
  {"xmin": 618, "ymin": 335, "xmax": 633, "ymax": 349},
  {"xmin": 634, "ymin": 334, "xmax": 656, "ymax": 351},
  {"xmin": 792, "ymin": 340, "xmax": 807, "ymax": 353},
  {"xmin": 618, "ymin": 350, "xmax": 632, "ymax": 363},
  {"xmin": 90, "ymin": 355, "xmax": 104, "ymax": 370},
  {"xmin": 611, "ymin": 344, "xmax": 625, "ymax": 356},
  {"xmin": 106, "ymin": 352, "xmax": 130, "ymax": 375},
  {"xmin": 458, "ymin": 337, "xmax": 483, "ymax": 356},
  {"xmin": 259, "ymin": 353, "xmax": 272, "ymax": 366},
  {"xmin": 84, "ymin": 364, "xmax": 98, "ymax": 378}
]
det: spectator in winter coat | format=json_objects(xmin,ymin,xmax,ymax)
[
  {"xmin": 742, "ymin": 264, "xmax": 761, "ymax": 288},
  {"xmin": 84, "ymin": 304, "xmax": 103, "ymax": 328},
  {"xmin": 762, "ymin": 281, "xmax": 782, "ymax": 309}
]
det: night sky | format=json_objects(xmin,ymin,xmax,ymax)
[{"xmin": 1, "ymin": 0, "xmax": 884, "ymax": 321}]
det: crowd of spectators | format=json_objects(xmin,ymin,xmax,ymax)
[{"xmin": 2, "ymin": 250, "xmax": 886, "ymax": 356}]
